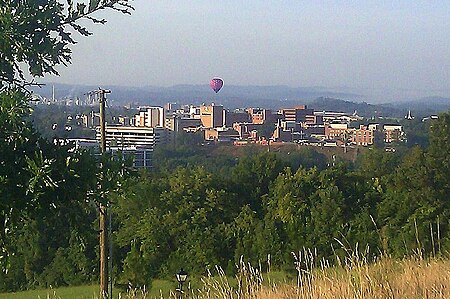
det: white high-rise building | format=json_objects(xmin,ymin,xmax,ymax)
[
  {"xmin": 95, "ymin": 126, "xmax": 167, "ymax": 168},
  {"xmin": 135, "ymin": 106, "xmax": 165, "ymax": 128}
]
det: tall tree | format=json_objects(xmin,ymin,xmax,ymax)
[
  {"xmin": 0, "ymin": 0, "xmax": 133, "ymax": 292},
  {"xmin": 232, "ymin": 152, "xmax": 286, "ymax": 215},
  {"xmin": 427, "ymin": 111, "xmax": 450, "ymax": 202}
]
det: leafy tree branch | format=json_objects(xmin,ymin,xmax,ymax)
[{"xmin": 0, "ymin": 0, "xmax": 133, "ymax": 90}]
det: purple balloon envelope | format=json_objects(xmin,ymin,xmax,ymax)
[{"xmin": 210, "ymin": 78, "xmax": 224, "ymax": 93}]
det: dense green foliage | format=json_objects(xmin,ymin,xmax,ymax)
[
  {"xmin": 0, "ymin": 0, "xmax": 131, "ymax": 292},
  {"xmin": 0, "ymin": 89, "xmax": 96, "ymax": 291},
  {"xmin": 0, "ymin": 88, "xmax": 129, "ymax": 291}
]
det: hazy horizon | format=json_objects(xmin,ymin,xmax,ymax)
[{"xmin": 43, "ymin": 1, "xmax": 449, "ymax": 102}]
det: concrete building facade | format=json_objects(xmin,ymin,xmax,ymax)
[
  {"xmin": 97, "ymin": 126, "xmax": 166, "ymax": 150},
  {"xmin": 135, "ymin": 107, "xmax": 165, "ymax": 128},
  {"xmin": 200, "ymin": 104, "xmax": 224, "ymax": 128},
  {"xmin": 352, "ymin": 125, "xmax": 374, "ymax": 146}
]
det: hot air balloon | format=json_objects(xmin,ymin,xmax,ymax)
[{"xmin": 210, "ymin": 78, "xmax": 224, "ymax": 93}]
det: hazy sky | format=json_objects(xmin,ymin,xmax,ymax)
[{"xmin": 46, "ymin": 1, "xmax": 449, "ymax": 98}]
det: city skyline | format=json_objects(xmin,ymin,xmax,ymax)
[{"xmin": 43, "ymin": 1, "xmax": 449, "ymax": 101}]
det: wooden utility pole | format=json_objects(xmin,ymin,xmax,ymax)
[{"xmin": 88, "ymin": 88, "xmax": 111, "ymax": 299}]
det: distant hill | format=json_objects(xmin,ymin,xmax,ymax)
[
  {"xmin": 390, "ymin": 96, "xmax": 450, "ymax": 116},
  {"xmin": 308, "ymin": 96, "xmax": 450, "ymax": 118},
  {"xmin": 31, "ymin": 83, "xmax": 361, "ymax": 109},
  {"xmin": 308, "ymin": 97, "xmax": 404, "ymax": 118}
]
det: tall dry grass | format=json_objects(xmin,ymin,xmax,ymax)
[
  {"xmin": 258, "ymin": 249, "xmax": 450, "ymax": 299},
  {"xmin": 54, "ymin": 249, "xmax": 449, "ymax": 299},
  {"xmin": 117, "ymin": 248, "xmax": 450, "ymax": 299}
]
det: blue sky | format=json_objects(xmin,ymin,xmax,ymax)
[{"xmin": 46, "ymin": 1, "xmax": 449, "ymax": 100}]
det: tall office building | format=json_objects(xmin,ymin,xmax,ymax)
[
  {"xmin": 97, "ymin": 126, "xmax": 166, "ymax": 148},
  {"xmin": 96, "ymin": 126, "xmax": 167, "ymax": 168},
  {"xmin": 279, "ymin": 105, "xmax": 314, "ymax": 123},
  {"xmin": 200, "ymin": 104, "xmax": 224, "ymax": 128}
]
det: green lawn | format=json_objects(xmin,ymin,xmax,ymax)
[
  {"xmin": 0, "ymin": 280, "xmax": 177, "ymax": 299},
  {"xmin": 0, "ymin": 272, "xmax": 290, "ymax": 298},
  {"xmin": 0, "ymin": 285, "xmax": 99, "ymax": 299}
]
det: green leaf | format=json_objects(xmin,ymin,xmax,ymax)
[{"xmin": 89, "ymin": 0, "xmax": 100, "ymax": 12}]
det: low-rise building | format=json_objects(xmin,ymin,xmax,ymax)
[
  {"xmin": 352, "ymin": 125, "xmax": 374, "ymax": 146},
  {"xmin": 325, "ymin": 123, "xmax": 349, "ymax": 139},
  {"xmin": 204, "ymin": 128, "xmax": 240, "ymax": 142},
  {"xmin": 384, "ymin": 124, "xmax": 404, "ymax": 143},
  {"xmin": 165, "ymin": 115, "xmax": 202, "ymax": 132},
  {"xmin": 233, "ymin": 123, "xmax": 263, "ymax": 139},
  {"xmin": 81, "ymin": 111, "xmax": 100, "ymax": 128},
  {"xmin": 225, "ymin": 110, "xmax": 251, "ymax": 126}
]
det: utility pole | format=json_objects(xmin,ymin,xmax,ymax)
[
  {"xmin": 99, "ymin": 88, "xmax": 111, "ymax": 299},
  {"xmin": 87, "ymin": 88, "xmax": 111, "ymax": 299}
]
